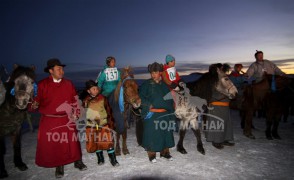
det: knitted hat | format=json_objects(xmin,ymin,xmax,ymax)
[
  {"xmin": 165, "ymin": 54, "xmax": 175, "ymax": 64},
  {"xmin": 148, "ymin": 62, "xmax": 163, "ymax": 73}
]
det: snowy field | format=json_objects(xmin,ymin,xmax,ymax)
[{"xmin": 3, "ymin": 110, "xmax": 294, "ymax": 180}]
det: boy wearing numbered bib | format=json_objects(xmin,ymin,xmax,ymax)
[
  {"xmin": 162, "ymin": 54, "xmax": 184, "ymax": 92},
  {"xmin": 96, "ymin": 56, "xmax": 121, "ymax": 97}
]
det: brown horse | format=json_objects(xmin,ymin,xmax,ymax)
[
  {"xmin": 108, "ymin": 67, "xmax": 141, "ymax": 155},
  {"xmin": 233, "ymin": 73, "xmax": 291, "ymax": 139}
]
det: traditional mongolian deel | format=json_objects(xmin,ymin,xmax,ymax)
[
  {"xmin": 139, "ymin": 79, "xmax": 175, "ymax": 152},
  {"xmin": 83, "ymin": 94, "xmax": 115, "ymax": 153},
  {"xmin": 33, "ymin": 76, "xmax": 82, "ymax": 168}
]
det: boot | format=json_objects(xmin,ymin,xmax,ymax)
[
  {"xmin": 55, "ymin": 166, "xmax": 64, "ymax": 178},
  {"xmin": 147, "ymin": 151, "xmax": 156, "ymax": 163},
  {"xmin": 108, "ymin": 149, "xmax": 119, "ymax": 167},
  {"xmin": 74, "ymin": 160, "xmax": 87, "ymax": 171},
  {"xmin": 96, "ymin": 151, "xmax": 105, "ymax": 165},
  {"xmin": 160, "ymin": 148, "xmax": 173, "ymax": 161}
]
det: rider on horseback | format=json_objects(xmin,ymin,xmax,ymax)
[
  {"xmin": 246, "ymin": 50, "xmax": 286, "ymax": 83},
  {"xmin": 96, "ymin": 56, "xmax": 121, "ymax": 97}
]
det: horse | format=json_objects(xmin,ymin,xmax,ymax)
[
  {"xmin": 0, "ymin": 64, "xmax": 36, "ymax": 178},
  {"xmin": 176, "ymin": 64, "xmax": 238, "ymax": 154},
  {"xmin": 237, "ymin": 73, "xmax": 292, "ymax": 139},
  {"xmin": 108, "ymin": 67, "xmax": 141, "ymax": 156}
]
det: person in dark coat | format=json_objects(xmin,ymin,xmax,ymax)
[{"xmin": 139, "ymin": 62, "xmax": 175, "ymax": 163}]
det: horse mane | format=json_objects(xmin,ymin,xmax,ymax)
[
  {"xmin": 187, "ymin": 73, "xmax": 217, "ymax": 102},
  {"xmin": 114, "ymin": 66, "xmax": 134, "ymax": 102},
  {"xmin": 186, "ymin": 67, "xmax": 219, "ymax": 102},
  {"xmin": 9, "ymin": 65, "xmax": 36, "ymax": 83}
]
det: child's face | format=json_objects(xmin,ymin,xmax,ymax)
[
  {"xmin": 151, "ymin": 71, "xmax": 162, "ymax": 81},
  {"xmin": 167, "ymin": 60, "xmax": 175, "ymax": 67},
  {"xmin": 87, "ymin": 86, "xmax": 99, "ymax": 96},
  {"xmin": 109, "ymin": 59, "xmax": 116, "ymax": 68}
]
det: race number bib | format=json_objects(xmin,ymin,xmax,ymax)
[
  {"xmin": 166, "ymin": 67, "xmax": 176, "ymax": 81},
  {"xmin": 105, "ymin": 68, "xmax": 118, "ymax": 81}
]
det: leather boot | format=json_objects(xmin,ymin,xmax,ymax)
[
  {"xmin": 108, "ymin": 151, "xmax": 119, "ymax": 167},
  {"xmin": 147, "ymin": 151, "xmax": 156, "ymax": 163},
  {"xmin": 160, "ymin": 148, "xmax": 173, "ymax": 161},
  {"xmin": 74, "ymin": 160, "xmax": 87, "ymax": 171},
  {"xmin": 96, "ymin": 151, "xmax": 105, "ymax": 165},
  {"xmin": 55, "ymin": 166, "xmax": 64, "ymax": 178}
]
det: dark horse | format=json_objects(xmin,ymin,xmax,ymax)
[
  {"xmin": 0, "ymin": 65, "xmax": 35, "ymax": 178},
  {"xmin": 176, "ymin": 64, "xmax": 238, "ymax": 154},
  {"xmin": 234, "ymin": 73, "xmax": 292, "ymax": 139},
  {"xmin": 108, "ymin": 67, "xmax": 141, "ymax": 156}
]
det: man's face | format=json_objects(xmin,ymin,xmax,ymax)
[
  {"xmin": 151, "ymin": 71, "xmax": 161, "ymax": 81},
  {"xmin": 49, "ymin": 66, "xmax": 64, "ymax": 80},
  {"xmin": 256, "ymin": 53, "xmax": 263, "ymax": 61}
]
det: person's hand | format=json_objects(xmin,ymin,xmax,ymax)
[
  {"xmin": 173, "ymin": 86, "xmax": 180, "ymax": 92},
  {"xmin": 178, "ymin": 82, "xmax": 185, "ymax": 87},
  {"xmin": 31, "ymin": 101, "xmax": 39, "ymax": 109}
]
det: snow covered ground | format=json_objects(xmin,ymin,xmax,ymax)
[{"xmin": 3, "ymin": 110, "xmax": 294, "ymax": 180}]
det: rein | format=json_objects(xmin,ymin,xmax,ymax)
[{"xmin": 119, "ymin": 76, "xmax": 132, "ymax": 113}]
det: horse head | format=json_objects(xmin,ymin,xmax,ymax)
[
  {"xmin": 213, "ymin": 65, "xmax": 238, "ymax": 99},
  {"xmin": 10, "ymin": 64, "xmax": 36, "ymax": 110},
  {"xmin": 118, "ymin": 66, "xmax": 141, "ymax": 109}
]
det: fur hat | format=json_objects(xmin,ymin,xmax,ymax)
[
  {"xmin": 85, "ymin": 80, "xmax": 97, "ymax": 90},
  {"xmin": 148, "ymin": 62, "xmax": 163, "ymax": 73},
  {"xmin": 44, "ymin": 58, "xmax": 66, "ymax": 73},
  {"xmin": 165, "ymin": 54, "xmax": 175, "ymax": 64}
]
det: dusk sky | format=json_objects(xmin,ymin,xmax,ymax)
[{"xmin": 1, "ymin": 0, "xmax": 294, "ymax": 83}]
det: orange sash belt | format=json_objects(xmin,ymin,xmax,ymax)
[
  {"xmin": 149, "ymin": 108, "xmax": 167, "ymax": 113},
  {"xmin": 210, "ymin": 101, "xmax": 230, "ymax": 106}
]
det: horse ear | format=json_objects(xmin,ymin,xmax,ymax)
[
  {"xmin": 31, "ymin": 65, "xmax": 36, "ymax": 71},
  {"xmin": 13, "ymin": 64, "xmax": 18, "ymax": 70}
]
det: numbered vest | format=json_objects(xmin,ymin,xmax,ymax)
[
  {"xmin": 166, "ymin": 67, "xmax": 176, "ymax": 81},
  {"xmin": 104, "ymin": 68, "xmax": 119, "ymax": 82}
]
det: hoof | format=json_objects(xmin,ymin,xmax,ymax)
[
  {"xmin": 212, "ymin": 142, "xmax": 224, "ymax": 149},
  {"xmin": 16, "ymin": 163, "xmax": 28, "ymax": 171},
  {"xmin": 115, "ymin": 148, "xmax": 121, "ymax": 156},
  {"xmin": 0, "ymin": 169, "xmax": 8, "ymax": 179},
  {"xmin": 265, "ymin": 131, "xmax": 273, "ymax": 140},
  {"xmin": 122, "ymin": 148, "xmax": 130, "ymax": 155},
  {"xmin": 272, "ymin": 133, "xmax": 281, "ymax": 140},
  {"xmin": 244, "ymin": 133, "xmax": 255, "ymax": 139},
  {"xmin": 197, "ymin": 144, "xmax": 205, "ymax": 155},
  {"xmin": 176, "ymin": 145, "xmax": 187, "ymax": 154}
]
